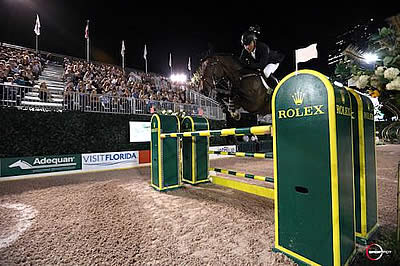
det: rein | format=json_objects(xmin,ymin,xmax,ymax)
[{"xmin": 207, "ymin": 59, "xmax": 233, "ymax": 94}]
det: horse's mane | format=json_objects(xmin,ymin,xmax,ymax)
[{"xmin": 201, "ymin": 52, "xmax": 242, "ymax": 66}]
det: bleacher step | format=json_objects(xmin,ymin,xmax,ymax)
[
  {"xmin": 23, "ymin": 96, "xmax": 41, "ymax": 101},
  {"xmin": 21, "ymin": 101, "xmax": 63, "ymax": 108}
]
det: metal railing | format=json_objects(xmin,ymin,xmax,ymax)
[
  {"xmin": 0, "ymin": 84, "xmax": 226, "ymax": 120},
  {"xmin": 185, "ymin": 89, "xmax": 220, "ymax": 107},
  {"xmin": 63, "ymin": 92, "xmax": 225, "ymax": 120},
  {"xmin": 0, "ymin": 83, "xmax": 38, "ymax": 107}
]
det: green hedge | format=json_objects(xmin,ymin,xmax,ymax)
[
  {"xmin": 0, "ymin": 108, "xmax": 231, "ymax": 158},
  {"xmin": 0, "ymin": 108, "xmax": 151, "ymax": 158}
]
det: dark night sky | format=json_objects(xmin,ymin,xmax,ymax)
[{"xmin": 1, "ymin": 1, "xmax": 399, "ymax": 79}]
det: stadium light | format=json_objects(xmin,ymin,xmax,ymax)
[
  {"xmin": 363, "ymin": 53, "xmax": 378, "ymax": 64},
  {"xmin": 170, "ymin": 73, "xmax": 187, "ymax": 83}
]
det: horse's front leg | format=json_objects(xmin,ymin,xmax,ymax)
[{"xmin": 228, "ymin": 96, "xmax": 241, "ymax": 120}]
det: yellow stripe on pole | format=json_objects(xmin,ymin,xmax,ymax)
[
  {"xmin": 254, "ymin": 175, "xmax": 266, "ymax": 182},
  {"xmin": 199, "ymin": 131, "xmax": 211, "ymax": 136},
  {"xmin": 221, "ymin": 128, "xmax": 236, "ymax": 136},
  {"xmin": 183, "ymin": 132, "xmax": 192, "ymax": 137},
  {"xmin": 235, "ymin": 152, "xmax": 246, "ymax": 157},
  {"xmin": 236, "ymin": 172, "xmax": 246, "ymax": 178},
  {"xmin": 250, "ymin": 126, "xmax": 271, "ymax": 135},
  {"xmin": 170, "ymin": 133, "xmax": 178, "ymax": 137},
  {"xmin": 254, "ymin": 153, "xmax": 266, "ymax": 159}
]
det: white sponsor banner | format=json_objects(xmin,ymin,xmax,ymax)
[
  {"xmin": 129, "ymin": 122, "xmax": 151, "ymax": 142},
  {"xmin": 209, "ymin": 145, "xmax": 236, "ymax": 160},
  {"xmin": 82, "ymin": 151, "xmax": 139, "ymax": 171}
]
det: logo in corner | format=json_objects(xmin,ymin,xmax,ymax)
[{"xmin": 365, "ymin": 243, "xmax": 392, "ymax": 261}]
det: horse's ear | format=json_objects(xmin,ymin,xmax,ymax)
[
  {"xmin": 199, "ymin": 52, "xmax": 208, "ymax": 63},
  {"xmin": 200, "ymin": 46, "xmax": 214, "ymax": 62}
]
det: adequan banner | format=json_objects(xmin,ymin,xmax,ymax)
[
  {"xmin": 81, "ymin": 151, "xmax": 139, "ymax": 171},
  {"xmin": 0, "ymin": 154, "xmax": 82, "ymax": 177}
]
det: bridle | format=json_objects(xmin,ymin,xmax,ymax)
[{"xmin": 202, "ymin": 57, "xmax": 233, "ymax": 95}]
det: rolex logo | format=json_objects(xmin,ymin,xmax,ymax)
[{"xmin": 292, "ymin": 90, "xmax": 304, "ymax": 105}]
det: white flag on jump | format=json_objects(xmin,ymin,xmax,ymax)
[
  {"xmin": 295, "ymin": 43, "xmax": 318, "ymax": 64},
  {"xmin": 34, "ymin": 14, "xmax": 41, "ymax": 36},
  {"xmin": 188, "ymin": 57, "xmax": 191, "ymax": 71},
  {"xmin": 169, "ymin": 53, "xmax": 172, "ymax": 68}
]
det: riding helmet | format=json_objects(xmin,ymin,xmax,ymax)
[{"xmin": 241, "ymin": 30, "xmax": 257, "ymax": 46}]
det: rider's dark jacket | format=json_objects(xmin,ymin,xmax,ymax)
[{"xmin": 239, "ymin": 41, "xmax": 285, "ymax": 71}]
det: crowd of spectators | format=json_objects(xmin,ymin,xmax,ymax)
[
  {"xmin": 0, "ymin": 46, "xmax": 44, "ymax": 86},
  {"xmin": 0, "ymin": 45, "xmax": 50, "ymax": 105},
  {"xmin": 62, "ymin": 58, "xmax": 200, "ymax": 106},
  {"xmin": 0, "ymin": 44, "xmax": 213, "ymax": 114}
]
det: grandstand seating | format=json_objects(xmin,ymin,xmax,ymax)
[
  {"xmin": 21, "ymin": 62, "xmax": 64, "ymax": 109},
  {"xmin": 0, "ymin": 42, "xmax": 225, "ymax": 120}
]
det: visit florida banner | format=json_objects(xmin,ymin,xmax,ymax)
[{"xmin": 81, "ymin": 151, "xmax": 139, "ymax": 171}]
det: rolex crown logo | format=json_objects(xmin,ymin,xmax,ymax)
[{"xmin": 292, "ymin": 90, "xmax": 304, "ymax": 105}]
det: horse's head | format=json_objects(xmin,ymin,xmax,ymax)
[
  {"xmin": 200, "ymin": 54, "xmax": 242, "ymax": 97},
  {"xmin": 198, "ymin": 53, "xmax": 271, "ymax": 119},
  {"xmin": 200, "ymin": 56, "xmax": 225, "ymax": 93}
]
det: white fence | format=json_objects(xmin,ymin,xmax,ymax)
[{"xmin": 0, "ymin": 84, "xmax": 226, "ymax": 120}]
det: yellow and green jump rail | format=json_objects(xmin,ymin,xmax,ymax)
[
  {"xmin": 160, "ymin": 125, "xmax": 271, "ymax": 139},
  {"xmin": 208, "ymin": 166, "xmax": 275, "ymax": 200},
  {"xmin": 208, "ymin": 150, "xmax": 273, "ymax": 159},
  {"xmin": 209, "ymin": 167, "xmax": 274, "ymax": 183},
  {"xmin": 151, "ymin": 69, "xmax": 378, "ymax": 266}
]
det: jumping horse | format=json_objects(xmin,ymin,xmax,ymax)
[{"xmin": 200, "ymin": 53, "xmax": 278, "ymax": 120}]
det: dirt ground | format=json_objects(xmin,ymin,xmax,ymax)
[{"xmin": 0, "ymin": 144, "xmax": 399, "ymax": 265}]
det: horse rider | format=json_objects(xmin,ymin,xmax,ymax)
[{"xmin": 239, "ymin": 26, "xmax": 285, "ymax": 85}]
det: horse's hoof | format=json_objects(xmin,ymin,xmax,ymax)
[{"xmin": 230, "ymin": 111, "xmax": 241, "ymax": 120}]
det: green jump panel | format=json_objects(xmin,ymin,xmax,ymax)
[
  {"xmin": 151, "ymin": 114, "xmax": 182, "ymax": 191},
  {"xmin": 181, "ymin": 116, "xmax": 210, "ymax": 184},
  {"xmin": 347, "ymin": 88, "xmax": 378, "ymax": 244},
  {"xmin": 272, "ymin": 70, "xmax": 355, "ymax": 266}
]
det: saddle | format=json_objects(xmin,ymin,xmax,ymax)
[{"xmin": 239, "ymin": 69, "xmax": 278, "ymax": 95}]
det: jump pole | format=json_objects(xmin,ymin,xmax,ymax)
[{"xmin": 208, "ymin": 150, "xmax": 273, "ymax": 159}]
